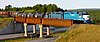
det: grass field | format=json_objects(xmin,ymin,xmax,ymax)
[
  {"xmin": 55, "ymin": 24, "xmax": 100, "ymax": 42},
  {"xmin": 0, "ymin": 18, "xmax": 13, "ymax": 29}
]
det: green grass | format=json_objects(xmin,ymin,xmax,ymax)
[
  {"xmin": 55, "ymin": 24, "xmax": 100, "ymax": 42},
  {"xmin": 23, "ymin": 10, "xmax": 36, "ymax": 13},
  {"xmin": 0, "ymin": 18, "xmax": 13, "ymax": 29}
]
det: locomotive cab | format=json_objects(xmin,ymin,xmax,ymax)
[{"xmin": 81, "ymin": 12, "xmax": 91, "ymax": 23}]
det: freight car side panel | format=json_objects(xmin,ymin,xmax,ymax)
[
  {"xmin": 42, "ymin": 18, "xmax": 73, "ymax": 27},
  {"xmin": 0, "ymin": 12, "xmax": 9, "ymax": 15},
  {"xmin": 15, "ymin": 16, "xmax": 25, "ymax": 23},
  {"xmin": 26, "ymin": 18, "xmax": 41, "ymax": 24}
]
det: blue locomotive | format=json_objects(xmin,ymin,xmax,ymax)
[{"xmin": 45, "ymin": 11, "xmax": 90, "ymax": 24}]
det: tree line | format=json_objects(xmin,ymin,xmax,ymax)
[{"xmin": 0, "ymin": 4, "xmax": 67, "ymax": 13}]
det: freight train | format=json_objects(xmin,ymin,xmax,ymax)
[
  {"xmin": 0, "ymin": 11, "xmax": 91, "ymax": 23},
  {"xmin": 44, "ymin": 11, "xmax": 91, "ymax": 23}
]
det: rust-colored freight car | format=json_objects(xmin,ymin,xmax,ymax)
[
  {"xmin": 26, "ymin": 18, "xmax": 41, "ymax": 24},
  {"xmin": 0, "ymin": 11, "xmax": 9, "ymax": 15},
  {"xmin": 15, "ymin": 16, "xmax": 73, "ymax": 27},
  {"xmin": 42, "ymin": 18, "xmax": 73, "ymax": 27},
  {"xmin": 15, "ymin": 16, "xmax": 26, "ymax": 23},
  {"xmin": 0, "ymin": 11, "xmax": 15, "ymax": 17}
]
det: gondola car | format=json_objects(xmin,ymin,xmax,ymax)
[{"xmin": 0, "ymin": 11, "xmax": 16, "ymax": 17}]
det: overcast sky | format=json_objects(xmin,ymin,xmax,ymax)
[{"xmin": 0, "ymin": 0, "xmax": 100, "ymax": 9}]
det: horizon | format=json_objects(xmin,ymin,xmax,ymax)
[
  {"xmin": 0, "ymin": 0, "xmax": 100, "ymax": 10},
  {"xmin": 1, "ymin": 4, "xmax": 100, "ymax": 10}
]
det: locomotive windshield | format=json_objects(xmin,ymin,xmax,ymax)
[
  {"xmin": 71, "ymin": 12, "xmax": 74, "ymax": 14},
  {"xmin": 82, "ymin": 12, "xmax": 88, "ymax": 15}
]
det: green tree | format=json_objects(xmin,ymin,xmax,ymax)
[
  {"xmin": 52, "ymin": 4, "xmax": 58, "ymax": 12},
  {"xmin": 11, "ymin": 7, "xmax": 19, "ymax": 11},
  {"xmin": 5, "ymin": 5, "xmax": 12, "ymax": 11},
  {"xmin": 26, "ymin": 7, "xmax": 32, "ymax": 10},
  {"xmin": 47, "ymin": 4, "xmax": 58, "ymax": 12},
  {"xmin": 32, "ymin": 4, "xmax": 42, "ymax": 12},
  {"xmin": 65, "ymin": 9, "xmax": 67, "ymax": 11},
  {"xmin": 0, "ymin": 9, "xmax": 1, "ymax": 11},
  {"xmin": 56, "ymin": 8, "xmax": 64, "ymax": 12},
  {"xmin": 47, "ymin": 4, "xmax": 53, "ymax": 12},
  {"xmin": 37, "ymin": 4, "xmax": 42, "ymax": 12},
  {"xmin": 3, "ymin": 4, "xmax": 62, "ymax": 13},
  {"xmin": 40, "ymin": 4, "xmax": 47, "ymax": 13}
]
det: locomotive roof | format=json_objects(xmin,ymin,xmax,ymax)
[{"xmin": 79, "ymin": 12, "xmax": 88, "ymax": 15}]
